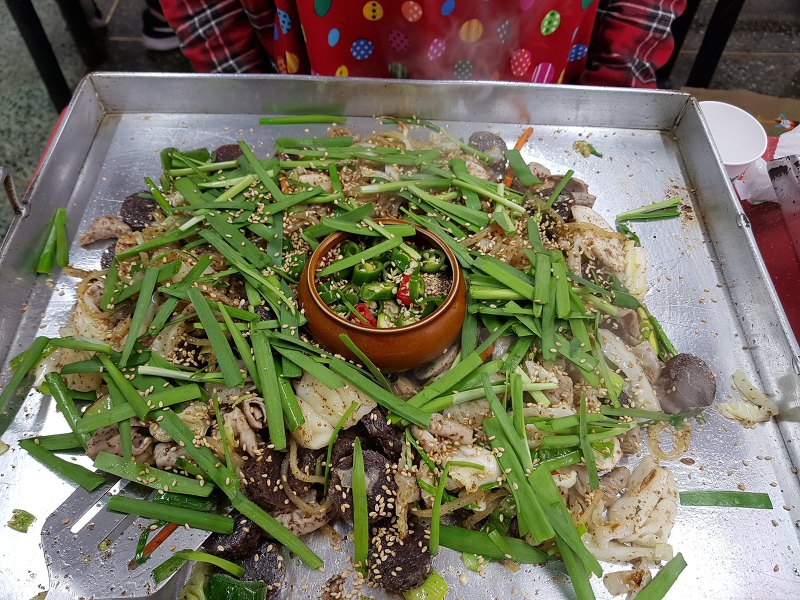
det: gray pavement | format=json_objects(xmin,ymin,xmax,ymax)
[{"xmin": 667, "ymin": 0, "xmax": 800, "ymax": 96}]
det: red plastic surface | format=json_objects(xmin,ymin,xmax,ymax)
[{"xmin": 741, "ymin": 200, "xmax": 800, "ymax": 339}]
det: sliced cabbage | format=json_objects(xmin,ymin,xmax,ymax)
[
  {"xmin": 731, "ymin": 369, "xmax": 780, "ymax": 416},
  {"xmin": 447, "ymin": 445, "xmax": 501, "ymax": 492},
  {"xmin": 594, "ymin": 436, "xmax": 622, "ymax": 472},
  {"xmin": 623, "ymin": 242, "xmax": 647, "ymax": 300},
  {"xmin": 294, "ymin": 372, "xmax": 374, "ymax": 428},
  {"xmin": 291, "ymin": 398, "xmax": 335, "ymax": 450},
  {"xmin": 291, "ymin": 373, "xmax": 375, "ymax": 449},
  {"xmin": 717, "ymin": 369, "xmax": 779, "ymax": 427},
  {"xmin": 34, "ymin": 345, "xmax": 101, "ymax": 392},
  {"xmin": 571, "ymin": 205, "xmax": 614, "ymax": 232},
  {"xmin": 600, "ymin": 330, "xmax": 660, "ymax": 411},
  {"xmin": 717, "ymin": 401, "xmax": 772, "ymax": 428}
]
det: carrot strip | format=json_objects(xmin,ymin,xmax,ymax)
[
  {"xmin": 279, "ymin": 177, "xmax": 290, "ymax": 194},
  {"xmin": 142, "ymin": 522, "xmax": 180, "ymax": 558},
  {"xmin": 514, "ymin": 127, "xmax": 534, "ymax": 151},
  {"xmin": 504, "ymin": 127, "xmax": 534, "ymax": 187}
]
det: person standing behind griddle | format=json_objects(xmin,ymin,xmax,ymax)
[{"xmin": 157, "ymin": 0, "xmax": 685, "ymax": 88}]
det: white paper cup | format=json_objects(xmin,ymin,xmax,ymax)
[{"xmin": 699, "ymin": 100, "xmax": 768, "ymax": 179}]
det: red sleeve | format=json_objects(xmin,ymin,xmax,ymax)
[
  {"xmin": 159, "ymin": 0, "xmax": 274, "ymax": 73},
  {"xmin": 579, "ymin": 0, "xmax": 686, "ymax": 88}
]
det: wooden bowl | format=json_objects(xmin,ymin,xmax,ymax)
[{"xmin": 298, "ymin": 218, "xmax": 466, "ymax": 372}]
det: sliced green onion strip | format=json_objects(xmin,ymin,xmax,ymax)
[
  {"xmin": 145, "ymin": 176, "xmax": 172, "ymax": 214},
  {"xmin": 32, "ymin": 432, "xmax": 82, "ymax": 451},
  {"xmin": 579, "ymin": 395, "xmax": 599, "ymax": 490},
  {"xmin": 251, "ymin": 329, "xmax": 287, "ymax": 450},
  {"xmin": 153, "ymin": 549, "xmax": 244, "ymax": 584},
  {"xmin": 544, "ymin": 169, "xmax": 574, "ymax": 210},
  {"xmin": 218, "ymin": 303, "xmax": 259, "ymax": 388},
  {"xmin": 317, "ymin": 237, "xmax": 405, "ymax": 277},
  {"xmin": 49, "ymin": 336, "xmax": 113, "ymax": 354},
  {"xmin": 104, "ymin": 375, "xmax": 133, "ymax": 458},
  {"xmin": 487, "ymin": 529, "xmax": 514, "ymax": 559},
  {"xmin": 44, "ymin": 372, "xmax": 89, "ymax": 449},
  {"xmin": 323, "ymin": 402, "xmax": 359, "ymax": 495},
  {"xmin": 231, "ymin": 494, "xmax": 323, "ymax": 568},
  {"xmin": 511, "ymin": 372, "xmax": 524, "ymax": 440},
  {"xmin": 438, "ymin": 525, "xmax": 548, "ymax": 564},
  {"xmin": 429, "ymin": 462, "xmax": 451, "ymax": 556},
  {"xmin": 486, "ymin": 379, "xmax": 532, "ymax": 472},
  {"xmin": 100, "ymin": 261, "xmax": 120, "ymax": 311},
  {"xmin": 272, "ymin": 346, "xmax": 343, "ymax": 389},
  {"xmin": 275, "ymin": 136, "xmax": 354, "ymax": 148},
  {"xmin": 0, "ymin": 336, "xmax": 49, "ymax": 415},
  {"xmin": 304, "ymin": 203, "xmax": 374, "ymax": 239},
  {"xmin": 153, "ymin": 494, "xmax": 214, "ymax": 513},
  {"xmin": 338, "ymin": 333, "xmax": 391, "ymax": 392},
  {"xmin": 211, "ymin": 392, "xmax": 235, "ymax": 475},
  {"xmin": 505, "ymin": 150, "xmax": 541, "ymax": 186},
  {"xmin": 120, "ymin": 266, "xmax": 159, "ymax": 366},
  {"xmin": 179, "ymin": 175, "xmax": 257, "ymax": 230},
  {"xmin": 166, "ymin": 161, "xmax": 239, "ymax": 177},
  {"xmin": 93, "ymin": 451, "xmax": 213, "ymax": 496},
  {"xmin": 54, "ymin": 207, "xmax": 69, "ymax": 268},
  {"xmin": 473, "ymin": 256, "xmax": 535, "ymax": 300},
  {"xmin": 187, "ymin": 288, "xmax": 243, "ymax": 388},
  {"xmin": 403, "ymin": 570, "xmax": 449, "ymax": 600},
  {"xmin": 483, "ymin": 418, "xmax": 552, "ymax": 542},
  {"xmin": 136, "ymin": 365, "xmax": 224, "ymax": 383},
  {"xmin": 528, "ymin": 463, "xmax": 602, "ymax": 577},
  {"xmin": 679, "ymin": 491, "xmax": 773, "ymax": 509},
  {"xmin": 636, "ymin": 553, "xmax": 687, "ymax": 600},
  {"xmin": 533, "ymin": 252, "xmax": 551, "ymax": 305},
  {"xmin": 275, "ymin": 361, "xmax": 305, "ymax": 431},
  {"xmin": 115, "ymin": 260, "xmax": 182, "ymax": 304},
  {"xmin": 615, "ymin": 197, "xmax": 681, "ymax": 223},
  {"xmin": 352, "ymin": 437, "xmax": 369, "ymax": 572},
  {"xmin": 556, "ymin": 535, "xmax": 596, "ymax": 600},
  {"xmin": 107, "ymin": 495, "xmax": 232, "ymax": 533},
  {"xmin": 18, "ymin": 438, "xmax": 105, "ymax": 491},
  {"xmin": 98, "ymin": 355, "xmax": 151, "ymax": 419},
  {"xmin": 406, "ymin": 322, "xmax": 511, "ymax": 410},
  {"xmin": 35, "ymin": 217, "xmax": 57, "ymax": 274},
  {"xmin": 115, "ymin": 229, "xmax": 195, "ymax": 261}
]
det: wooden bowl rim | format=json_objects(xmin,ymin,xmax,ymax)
[{"xmin": 303, "ymin": 218, "xmax": 464, "ymax": 334}]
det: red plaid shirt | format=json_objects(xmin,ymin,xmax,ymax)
[{"xmin": 160, "ymin": 0, "xmax": 685, "ymax": 88}]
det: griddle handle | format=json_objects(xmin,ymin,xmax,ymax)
[{"xmin": 0, "ymin": 165, "xmax": 23, "ymax": 215}]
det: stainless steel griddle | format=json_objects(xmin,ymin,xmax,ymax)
[{"xmin": 0, "ymin": 74, "xmax": 798, "ymax": 599}]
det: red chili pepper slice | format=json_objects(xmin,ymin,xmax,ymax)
[
  {"xmin": 396, "ymin": 274, "xmax": 411, "ymax": 306},
  {"xmin": 354, "ymin": 302, "xmax": 377, "ymax": 327}
]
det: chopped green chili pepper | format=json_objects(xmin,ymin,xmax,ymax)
[
  {"xmin": 316, "ymin": 282, "xmax": 337, "ymax": 305},
  {"xmin": 420, "ymin": 248, "xmax": 446, "ymax": 273},
  {"xmin": 420, "ymin": 297, "xmax": 444, "ymax": 318},
  {"xmin": 351, "ymin": 260, "xmax": 384, "ymax": 285},
  {"xmin": 360, "ymin": 281, "xmax": 395, "ymax": 301},
  {"xmin": 340, "ymin": 241, "xmax": 361, "ymax": 258},
  {"xmin": 338, "ymin": 285, "xmax": 360, "ymax": 306},
  {"xmin": 376, "ymin": 312, "xmax": 394, "ymax": 328},
  {"xmin": 407, "ymin": 274, "xmax": 425, "ymax": 303},
  {"xmin": 331, "ymin": 240, "xmax": 362, "ymax": 280},
  {"xmin": 391, "ymin": 247, "xmax": 414, "ymax": 271}
]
